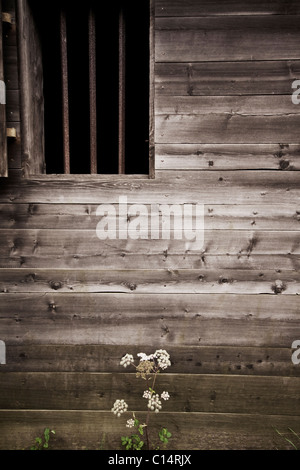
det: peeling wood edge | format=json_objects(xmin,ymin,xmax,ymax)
[{"xmin": 2, "ymin": 12, "xmax": 12, "ymax": 24}]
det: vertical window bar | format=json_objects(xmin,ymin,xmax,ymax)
[
  {"xmin": 118, "ymin": 6, "xmax": 126, "ymax": 174},
  {"xmin": 89, "ymin": 7, "xmax": 97, "ymax": 174},
  {"xmin": 60, "ymin": 9, "xmax": 70, "ymax": 174}
]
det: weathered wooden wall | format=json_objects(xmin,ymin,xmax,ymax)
[{"xmin": 0, "ymin": 0, "xmax": 300, "ymax": 450}]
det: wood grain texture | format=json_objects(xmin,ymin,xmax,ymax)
[
  {"xmin": 156, "ymin": 114, "xmax": 300, "ymax": 144},
  {"xmin": 155, "ymin": 61, "xmax": 300, "ymax": 96},
  {"xmin": 16, "ymin": 0, "xmax": 45, "ymax": 176},
  {"xmin": 0, "ymin": 171, "xmax": 299, "ymax": 204},
  {"xmin": 0, "ymin": 228, "xmax": 299, "ymax": 271},
  {"xmin": 0, "ymin": 0, "xmax": 8, "ymax": 177},
  {"xmin": 156, "ymin": 95, "xmax": 300, "ymax": 116},
  {"xmin": 155, "ymin": 144, "xmax": 300, "ymax": 170},
  {"xmin": 155, "ymin": 0, "xmax": 300, "ymax": 17},
  {"xmin": 0, "ymin": 202, "xmax": 300, "ymax": 230},
  {"xmin": 4, "ymin": 343, "xmax": 300, "ymax": 377},
  {"xmin": 1, "ymin": 372, "xmax": 299, "ymax": 415},
  {"xmin": 156, "ymin": 16, "xmax": 300, "ymax": 62},
  {"xmin": 0, "ymin": 268, "xmax": 299, "ymax": 294},
  {"xmin": 1, "ymin": 0, "xmax": 300, "ymax": 452},
  {"xmin": 0, "ymin": 292, "xmax": 299, "ymax": 348},
  {"xmin": 0, "ymin": 410, "xmax": 299, "ymax": 450}
]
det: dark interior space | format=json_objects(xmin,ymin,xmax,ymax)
[{"xmin": 28, "ymin": 0, "xmax": 150, "ymax": 175}]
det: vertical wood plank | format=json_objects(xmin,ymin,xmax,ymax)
[
  {"xmin": 16, "ymin": 0, "xmax": 45, "ymax": 176},
  {"xmin": 118, "ymin": 6, "xmax": 125, "ymax": 175},
  {"xmin": 60, "ymin": 8, "xmax": 70, "ymax": 175},
  {"xmin": 0, "ymin": 0, "xmax": 7, "ymax": 177},
  {"xmin": 149, "ymin": 0, "xmax": 155, "ymax": 178},
  {"xmin": 89, "ymin": 7, "xmax": 97, "ymax": 174}
]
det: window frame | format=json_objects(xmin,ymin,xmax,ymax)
[
  {"xmin": 0, "ymin": 0, "xmax": 8, "ymax": 178},
  {"xmin": 16, "ymin": 0, "xmax": 155, "ymax": 179}
]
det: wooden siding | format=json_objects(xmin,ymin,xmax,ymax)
[
  {"xmin": 0, "ymin": 0, "xmax": 299, "ymax": 451},
  {"xmin": 0, "ymin": 0, "xmax": 7, "ymax": 177}
]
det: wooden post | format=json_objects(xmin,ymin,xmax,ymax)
[
  {"xmin": 89, "ymin": 7, "xmax": 97, "ymax": 174},
  {"xmin": 118, "ymin": 6, "xmax": 126, "ymax": 175},
  {"xmin": 60, "ymin": 8, "xmax": 70, "ymax": 174},
  {"xmin": 0, "ymin": 0, "xmax": 8, "ymax": 177}
]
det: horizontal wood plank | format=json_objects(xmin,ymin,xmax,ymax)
[
  {"xmin": 156, "ymin": 16, "xmax": 300, "ymax": 62},
  {"xmin": 2, "ymin": 0, "xmax": 300, "ymax": 455},
  {"xmin": 0, "ymin": 202, "xmax": 300, "ymax": 230},
  {"xmin": 155, "ymin": 61, "xmax": 300, "ymax": 96},
  {"xmin": 0, "ymin": 268, "xmax": 299, "ymax": 295},
  {"xmin": 156, "ymin": 95, "xmax": 300, "ymax": 116},
  {"xmin": 155, "ymin": 0, "xmax": 300, "ymax": 17},
  {"xmin": 0, "ymin": 410, "xmax": 299, "ymax": 449},
  {"xmin": 1, "ymin": 372, "xmax": 299, "ymax": 415},
  {"xmin": 0, "ymin": 255, "xmax": 298, "ymax": 270},
  {"xmin": 156, "ymin": 114, "xmax": 300, "ymax": 144},
  {"xmin": 0, "ymin": 229, "xmax": 298, "ymax": 257},
  {"xmin": 156, "ymin": 144, "xmax": 300, "ymax": 171},
  {"xmin": 4, "ymin": 343, "xmax": 300, "ymax": 377},
  {"xmin": 0, "ymin": 293, "xmax": 299, "ymax": 347},
  {"xmin": 0, "ymin": 171, "xmax": 299, "ymax": 205}
]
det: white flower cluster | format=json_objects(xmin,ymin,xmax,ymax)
[
  {"xmin": 153, "ymin": 349, "xmax": 171, "ymax": 370},
  {"xmin": 143, "ymin": 390, "xmax": 152, "ymax": 399},
  {"xmin": 147, "ymin": 394, "xmax": 162, "ymax": 413},
  {"xmin": 137, "ymin": 352, "xmax": 154, "ymax": 362},
  {"xmin": 119, "ymin": 350, "xmax": 171, "ymax": 371},
  {"xmin": 126, "ymin": 418, "xmax": 135, "ymax": 428},
  {"xmin": 161, "ymin": 391, "xmax": 170, "ymax": 401},
  {"xmin": 143, "ymin": 390, "xmax": 171, "ymax": 413},
  {"xmin": 120, "ymin": 354, "xmax": 134, "ymax": 368},
  {"xmin": 111, "ymin": 399, "xmax": 128, "ymax": 417},
  {"xmin": 137, "ymin": 349, "xmax": 171, "ymax": 370}
]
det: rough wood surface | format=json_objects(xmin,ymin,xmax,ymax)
[
  {"xmin": 0, "ymin": 293, "xmax": 299, "ymax": 348},
  {"xmin": 0, "ymin": 171, "xmax": 299, "ymax": 204},
  {"xmin": 0, "ymin": 410, "xmax": 299, "ymax": 450},
  {"xmin": 155, "ymin": 0, "xmax": 300, "ymax": 17},
  {"xmin": 1, "ymin": 372, "xmax": 299, "ymax": 415},
  {"xmin": 4, "ymin": 344, "xmax": 300, "ymax": 377},
  {"xmin": 16, "ymin": 0, "xmax": 45, "ymax": 176},
  {"xmin": 0, "ymin": 202, "xmax": 299, "ymax": 230},
  {"xmin": 0, "ymin": 228, "xmax": 298, "ymax": 255},
  {"xmin": 0, "ymin": 0, "xmax": 8, "ymax": 177},
  {"xmin": 0, "ymin": 268, "xmax": 299, "ymax": 294},
  {"xmin": 156, "ymin": 16, "xmax": 300, "ymax": 62},
  {"xmin": 155, "ymin": 144, "xmax": 300, "ymax": 170},
  {"xmin": 156, "ymin": 114, "xmax": 300, "ymax": 144},
  {"xmin": 156, "ymin": 61, "xmax": 300, "ymax": 96},
  {"xmin": 1, "ymin": 0, "xmax": 300, "ymax": 452}
]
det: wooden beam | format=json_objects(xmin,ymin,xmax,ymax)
[
  {"xmin": 60, "ymin": 9, "xmax": 70, "ymax": 174},
  {"xmin": 0, "ymin": 0, "xmax": 8, "ymax": 177},
  {"xmin": 118, "ymin": 6, "xmax": 126, "ymax": 174},
  {"xmin": 88, "ymin": 7, "xmax": 97, "ymax": 174}
]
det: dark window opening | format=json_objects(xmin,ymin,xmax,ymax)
[{"xmin": 28, "ymin": 0, "xmax": 150, "ymax": 175}]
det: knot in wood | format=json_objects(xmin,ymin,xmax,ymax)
[
  {"xmin": 271, "ymin": 280, "xmax": 286, "ymax": 294},
  {"xmin": 49, "ymin": 281, "xmax": 62, "ymax": 291}
]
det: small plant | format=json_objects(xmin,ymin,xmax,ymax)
[
  {"xmin": 111, "ymin": 350, "xmax": 172, "ymax": 450},
  {"xmin": 159, "ymin": 427, "xmax": 172, "ymax": 447},
  {"xmin": 121, "ymin": 417, "xmax": 145, "ymax": 450},
  {"xmin": 274, "ymin": 427, "xmax": 300, "ymax": 450},
  {"xmin": 30, "ymin": 428, "xmax": 56, "ymax": 450}
]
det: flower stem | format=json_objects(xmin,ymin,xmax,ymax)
[{"xmin": 145, "ymin": 371, "xmax": 158, "ymax": 450}]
